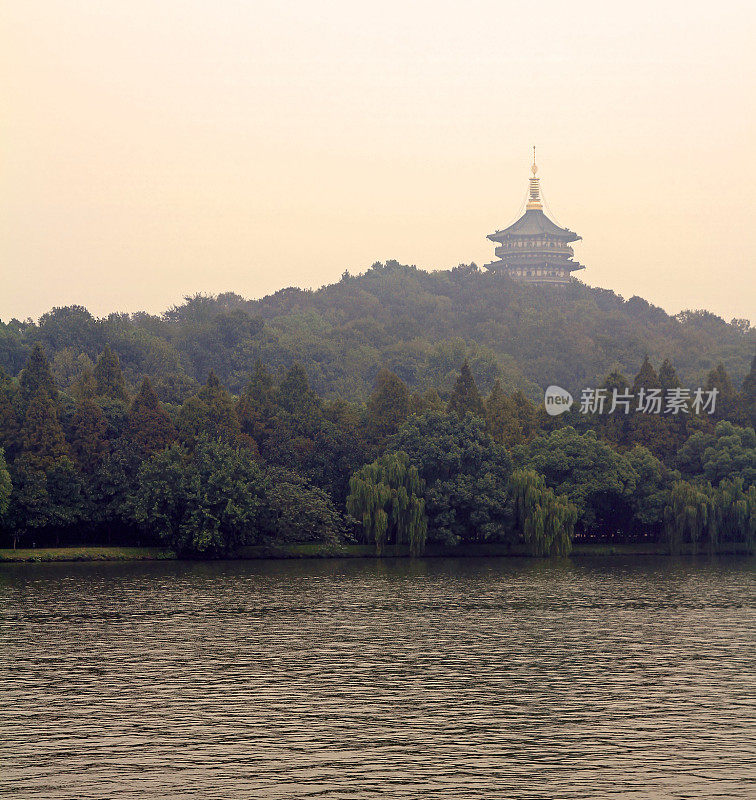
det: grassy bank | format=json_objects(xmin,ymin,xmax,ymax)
[
  {"xmin": 238, "ymin": 541, "xmax": 753, "ymax": 559},
  {"xmin": 0, "ymin": 546, "xmax": 176, "ymax": 563},
  {"xmin": 2, "ymin": 541, "xmax": 750, "ymax": 563}
]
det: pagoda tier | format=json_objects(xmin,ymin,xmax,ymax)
[{"xmin": 485, "ymin": 152, "xmax": 584, "ymax": 284}]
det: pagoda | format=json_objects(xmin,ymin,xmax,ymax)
[{"xmin": 485, "ymin": 149, "xmax": 584, "ymax": 283}]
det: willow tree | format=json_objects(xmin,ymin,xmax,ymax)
[
  {"xmin": 346, "ymin": 451, "xmax": 427, "ymax": 556},
  {"xmin": 663, "ymin": 480, "xmax": 712, "ymax": 554},
  {"xmin": 509, "ymin": 469, "xmax": 576, "ymax": 557},
  {"xmin": 711, "ymin": 478, "xmax": 756, "ymax": 553}
]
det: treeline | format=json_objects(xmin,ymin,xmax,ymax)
[
  {"xmin": 0, "ymin": 343, "xmax": 754, "ymax": 557},
  {"xmin": 1, "ymin": 262, "xmax": 753, "ymax": 402}
]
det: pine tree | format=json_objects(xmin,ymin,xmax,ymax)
[
  {"xmin": 448, "ymin": 360, "xmax": 484, "ymax": 418},
  {"xmin": 19, "ymin": 344, "xmax": 56, "ymax": 405},
  {"xmin": 71, "ymin": 399, "xmax": 109, "ymax": 473},
  {"xmin": 94, "ymin": 345, "xmax": 129, "ymax": 401},
  {"xmin": 127, "ymin": 377, "xmax": 176, "ymax": 458},
  {"xmin": 20, "ymin": 389, "xmax": 69, "ymax": 472},
  {"xmin": 367, "ymin": 368, "xmax": 410, "ymax": 442}
]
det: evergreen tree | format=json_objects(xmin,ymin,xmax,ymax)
[
  {"xmin": 485, "ymin": 380, "xmax": 518, "ymax": 446},
  {"xmin": 20, "ymin": 389, "xmax": 69, "ymax": 472},
  {"xmin": 656, "ymin": 357, "xmax": 689, "ymax": 454},
  {"xmin": 631, "ymin": 355, "xmax": 661, "ymax": 393},
  {"xmin": 598, "ymin": 369, "xmax": 632, "ymax": 445},
  {"xmin": 658, "ymin": 358, "xmax": 681, "ymax": 391},
  {"xmin": 71, "ymin": 366, "xmax": 98, "ymax": 401},
  {"xmin": 259, "ymin": 467, "xmax": 343, "ymax": 544},
  {"xmin": 515, "ymin": 427, "xmax": 638, "ymax": 535},
  {"xmin": 447, "ymin": 360, "xmax": 484, "ymax": 418},
  {"xmin": 177, "ymin": 371, "xmax": 243, "ymax": 446},
  {"xmin": 485, "ymin": 382, "xmax": 538, "ymax": 448},
  {"xmin": 706, "ymin": 363, "xmax": 745, "ymax": 423},
  {"xmin": 94, "ymin": 345, "xmax": 129, "ymax": 401},
  {"xmin": 127, "ymin": 377, "xmax": 176, "ymax": 458},
  {"xmin": 19, "ymin": 344, "xmax": 56, "ymax": 405},
  {"xmin": 277, "ymin": 363, "xmax": 319, "ymax": 418},
  {"xmin": 409, "ymin": 388, "xmax": 443, "ymax": 416},
  {"xmin": 236, "ymin": 361, "xmax": 277, "ymax": 448},
  {"xmin": 367, "ymin": 368, "xmax": 410, "ymax": 442},
  {"xmin": 71, "ymin": 399, "xmax": 109, "ymax": 473},
  {"xmin": 629, "ymin": 357, "xmax": 677, "ymax": 459}
]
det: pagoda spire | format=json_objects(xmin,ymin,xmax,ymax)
[{"xmin": 526, "ymin": 146, "xmax": 543, "ymax": 210}]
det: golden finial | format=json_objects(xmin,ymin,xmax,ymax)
[{"xmin": 526, "ymin": 146, "xmax": 542, "ymax": 210}]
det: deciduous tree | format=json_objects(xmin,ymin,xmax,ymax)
[{"xmin": 347, "ymin": 451, "xmax": 427, "ymax": 555}]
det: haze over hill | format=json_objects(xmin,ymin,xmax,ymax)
[
  {"xmin": 1, "ymin": 263, "xmax": 752, "ymax": 401},
  {"xmin": 4, "ymin": 3, "xmax": 756, "ymax": 323}
]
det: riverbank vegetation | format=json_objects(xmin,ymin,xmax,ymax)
[{"xmin": 0, "ymin": 267, "xmax": 754, "ymax": 559}]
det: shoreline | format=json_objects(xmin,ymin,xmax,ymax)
[{"xmin": 1, "ymin": 541, "xmax": 752, "ymax": 563}]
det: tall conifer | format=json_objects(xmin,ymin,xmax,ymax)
[
  {"xmin": 71, "ymin": 399, "xmax": 109, "ymax": 473},
  {"xmin": 94, "ymin": 345, "xmax": 129, "ymax": 401},
  {"xmin": 448, "ymin": 360, "xmax": 484, "ymax": 418},
  {"xmin": 20, "ymin": 389, "xmax": 69, "ymax": 472},
  {"xmin": 127, "ymin": 377, "xmax": 176, "ymax": 457},
  {"xmin": 367, "ymin": 368, "xmax": 410, "ymax": 442},
  {"xmin": 19, "ymin": 344, "xmax": 56, "ymax": 405}
]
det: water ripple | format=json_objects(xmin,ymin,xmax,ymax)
[{"xmin": 1, "ymin": 556, "xmax": 754, "ymax": 799}]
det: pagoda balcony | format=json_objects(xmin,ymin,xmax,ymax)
[{"xmin": 495, "ymin": 242, "xmax": 574, "ymax": 257}]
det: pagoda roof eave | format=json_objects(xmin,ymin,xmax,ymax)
[{"xmin": 487, "ymin": 209, "xmax": 580, "ymax": 242}]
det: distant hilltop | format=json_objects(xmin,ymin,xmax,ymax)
[{"xmin": 0, "ymin": 262, "xmax": 752, "ymax": 403}]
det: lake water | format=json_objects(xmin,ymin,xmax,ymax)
[{"xmin": 1, "ymin": 555, "xmax": 755, "ymax": 799}]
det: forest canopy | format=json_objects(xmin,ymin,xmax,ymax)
[
  {"xmin": 1, "ymin": 262, "xmax": 752, "ymax": 403},
  {"xmin": 0, "ymin": 265, "xmax": 754, "ymax": 558}
]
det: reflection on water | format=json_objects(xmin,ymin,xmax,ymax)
[{"xmin": 1, "ymin": 556, "xmax": 754, "ymax": 799}]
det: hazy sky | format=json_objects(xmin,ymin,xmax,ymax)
[{"xmin": 3, "ymin": 0, "xmax": 755, "ymax": 323}]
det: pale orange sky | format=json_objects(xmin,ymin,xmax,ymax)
[{"xmin": 2, "ymin": 1, "xmax": 755, "ymax": 323}]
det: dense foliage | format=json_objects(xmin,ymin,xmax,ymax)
[
  {"xmin": 0, "ymin": 271, "xmax": 754, "ymax": 557},
  {"xmin": 1, "ymin": 263, "xmax": 753, "ymax": 403}
]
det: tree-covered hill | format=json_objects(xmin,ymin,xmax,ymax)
[{"xmin": 1, "ymin": 261, "xmax": 753, "ymax": 401}]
